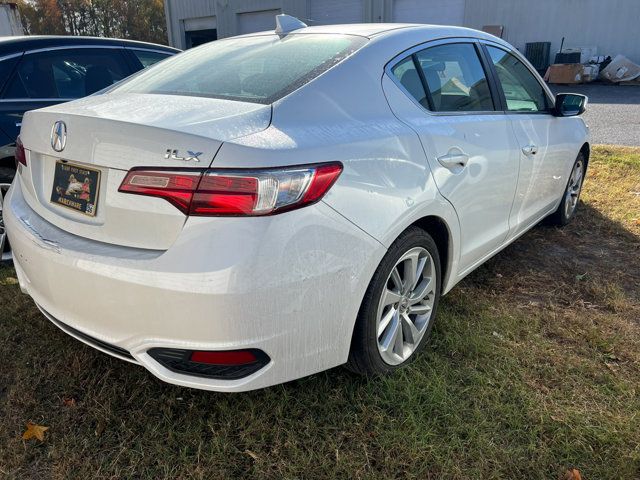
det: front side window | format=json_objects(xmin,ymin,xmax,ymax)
[
  {"xmin": 114, "ymin": 34, "xmax": 367, "ymax": 104},
  {"xmin": 3, "ymin": 48, "xmax": 130, "ymax": 99},
  {"xmin": 486, "ymin": 46, "xmax": 548, "ymax": 112}
]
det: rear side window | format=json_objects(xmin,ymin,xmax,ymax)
[
  {"xmin": 392, "ymin": 57, "xmax": 428, "ymax": 108},
  {"xmin": 415, "ymin": 43, "xmax": 494, "ymax": 112},
  {"xmin": 3, "ymin": 48, "xmax": 130, "ymax": 99},
  {"xmin": 131, "ymin": 49, "xmax": 172, "ymax": 68},
  {"xmin": 486, "ymin": 46, "xmax": 548, "ymax": 112},
  {"xmin": 114, "ymin": 34, "xmax": 367, "ymax": 104},
  {"xmin": 392, "ymin": 43, "xmax": 495, "ymax": 113}
]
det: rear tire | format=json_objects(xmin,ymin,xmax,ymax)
[
  {"xmin": 547, "ymin": 152, "xmax": 586, "ymax": 226},
  {"xmin": 0, "ymin": 167, "xmax": 14, "ymax": 183},
  {"xmin": 347, "ymin": 227, "xmax": 441, "ymax": 375}
]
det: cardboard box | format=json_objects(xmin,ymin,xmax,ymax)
[
  {"xmin": 581, "ymin": 64, "xmax": 600, "ymax": 83},
  {"xmin": 546, "ymin": 64, "xmax": 584, "ymax": 84},
  {"xmin": 600, "ymin": 54, "xmax": 640, "ymax": 83}
]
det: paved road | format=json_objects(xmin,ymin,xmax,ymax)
[{"xmin": 550, "ymin": 84, "xmax": 640, "ymax": 146}]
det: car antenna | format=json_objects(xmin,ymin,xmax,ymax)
[{"xmin": 275, "ymin": 14, "xmax": 307, "ymax": 35}]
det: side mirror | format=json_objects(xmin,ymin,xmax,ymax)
[{"xmin": 553, "ymin": 93, "xmax": 588, "ymax": 117}]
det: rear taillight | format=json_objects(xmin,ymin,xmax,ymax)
[
  {"xmin": 118, "ymin": 169, "xmax": 201, "ymax": 212},
  {"xmin": 15, "ymin": 136, "xmax": 26, "ymax": 167},
  {"xmin": 118, "ymin": 162, "xmax": 342, "ymax": 216}
]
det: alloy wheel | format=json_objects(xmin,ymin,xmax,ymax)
[
  {"xmin": 0, "ymin": 182, "xmax": 11, "ymax": 262},
  {"xmin": 376, "ymin": 246, "xmax": 437, "ymax": 365},
  {"xmin": 564, "ymin": 159, "xmax": 584, "ymax": 219}
]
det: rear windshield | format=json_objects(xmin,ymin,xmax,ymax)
[{"xmin": 113, "ymin": 34, "xmax": 367, "ymax": 104}]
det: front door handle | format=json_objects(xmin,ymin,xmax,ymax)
[
  {"xmin": 437, "ymin": 149, "xmax": 469, "ymax": 169},
  {"xmin": 522, "ymin": 144, "xmax": 538, "ymax": 156}
]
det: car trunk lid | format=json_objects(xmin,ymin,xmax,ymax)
[{"xmin": 18, "ymin": 93, "xmax": 271, "ymax": 250}]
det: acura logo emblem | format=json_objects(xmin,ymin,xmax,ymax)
[{"xmin": 51, "ymin": 121, "xmax": 67, "ymax": 152}]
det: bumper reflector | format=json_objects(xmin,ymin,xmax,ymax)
[
  {"xmin": 190, "ymin": 350, "xmax": 257, "ymax": 365},
  {"xmin": 148, "ymin": 347, "xmax": 270, "ymax": 380}
]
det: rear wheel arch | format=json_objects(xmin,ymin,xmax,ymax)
[
  {"xmin": 411, "ymin": 215, "xmax": 451, "ymax": 292},
  {"xmin": 344, "ymin": 213, "xmax": 454, "ymax": 370}
]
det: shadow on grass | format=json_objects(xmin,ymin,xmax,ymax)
[{"xmin": 0, "ymin": 200, "xmax": 638, "ymax": 479}]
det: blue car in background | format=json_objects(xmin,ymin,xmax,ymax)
[{"xmin": 0, "ymin": 36, "xmax": 179, "ymax": 260}]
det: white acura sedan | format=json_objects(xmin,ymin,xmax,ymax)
[{"xmin": 5, "ymin": 17, "xmax": 589, "ymax": 392}]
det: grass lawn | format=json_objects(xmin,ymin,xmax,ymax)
[{"xmin": 0, "ymin": 145, "xmax": 639, "ymax": 479}]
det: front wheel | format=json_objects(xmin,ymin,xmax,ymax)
[
  {"xmin": 347, "ymin": 227, "xmax": 441, "ymax": 375},
  {"xmin": 547, "ymin": 152, "xmax": 586, "ymax": 226}
]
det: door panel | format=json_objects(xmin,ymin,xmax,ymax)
[
  {"xmin": 385, "ymin": 41, "xmax": 520, "ymax": 272},
  {"xmin": 506, "ymin": 115, "xmax": 573, "ymax": 238},
  {"xmin": 419, "ymin": 115, "xmax": 519, "ymax": 269},
  {"xmin": 483, "ymin": 45, "xmax": 573, "ymax": 237}
]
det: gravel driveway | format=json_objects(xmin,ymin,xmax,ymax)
[{"xmin": 550, "ymin": 84, "xmax": 640, "ymax": 146}]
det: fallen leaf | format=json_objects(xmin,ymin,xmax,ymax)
[
  {"xmin": 22, "ymin": 422, "xmax": 49, "ymax": 441},
  {"xmin": 563, "ymin": 468, "xmax": 582, "ymax": 480},
  {"xmin": 62, "ymin": 396, "xmax": 76, "ymax": 407},
  {"xmin": 244, "ymin": 450, "xmax": 259, "ymax": 461},
  {"xmin": 95, "ymin": 420, "xmax": 105, "ymax": 437}
]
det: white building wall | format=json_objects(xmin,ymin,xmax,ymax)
[
  {"xmin": 0, "ymin": 4, "xmax": 24, "ymax": 36},
  {"xmin": 164, "ymin": 0, "xmax": 217, "ymax": 49},
  {"xmin": 165, "ymin": 0, "xmax": 640, "ymax": 62},
  {"xmin": 390, "ymin": 0, "xmax": 465, "ymax": 25},
  {"xmin": 464, "ymin": 0, "xmax": 640, "ymax": 62}
]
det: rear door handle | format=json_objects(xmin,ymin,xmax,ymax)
[
  {"xmin": 437, "ymin": 150, "xmax": 469, "ymax": 169},
  {"xmin": 522, "ymin": 144, "xmax": 538, "ymax": 156}
]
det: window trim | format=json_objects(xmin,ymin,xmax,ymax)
[
  {"xmin": 385, "ymin": 38, "xmax": 502, "ymax": 117},
  {"xmin": 123, "ymin": 47, "xmax": 177, "ymax": 56},
  {"xmin": 479, "ymin": 40, "xmax": 555, "ymax": 115},
  {"xmin": 23, "ymin": 45, "xmax": 128, "ymax": 56}
]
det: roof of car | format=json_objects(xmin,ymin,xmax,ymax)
[
  {"xmin": 288, "ymin": 23, "xmax": 420, "ymax": 37},
  {"xmin": 240, "ymin": 22, "xmax": 500, "ymax": 43},
  {"xmin": 0, "ymin": 35, "xmax": 180, "ymax": 58}
]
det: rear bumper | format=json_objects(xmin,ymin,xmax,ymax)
[{"xmin": 5, "ymin": 179, "xmax": 385, "ymax": 392}]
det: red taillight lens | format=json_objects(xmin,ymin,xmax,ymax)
[
  {"xmin": 190, "ymin": 350, "xmax": 257, "ymax": 365},
  {"xmin": 191, "ymin": 174, "xmax": 259, "ymax": 216},
  {"xmin": 118, "ymin": 162, "xmax": 342, "ymax": 216},
  {"xmin": 118, "ymin": 169, "xmax": 202, "ymax": 214},
  {"xmin": 302, "ymin": 163, "xmax": 344, "ymax": 203},
  {"xmin": 15, "ymin": 135, "xmax": 26, "ymax": 167}
]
